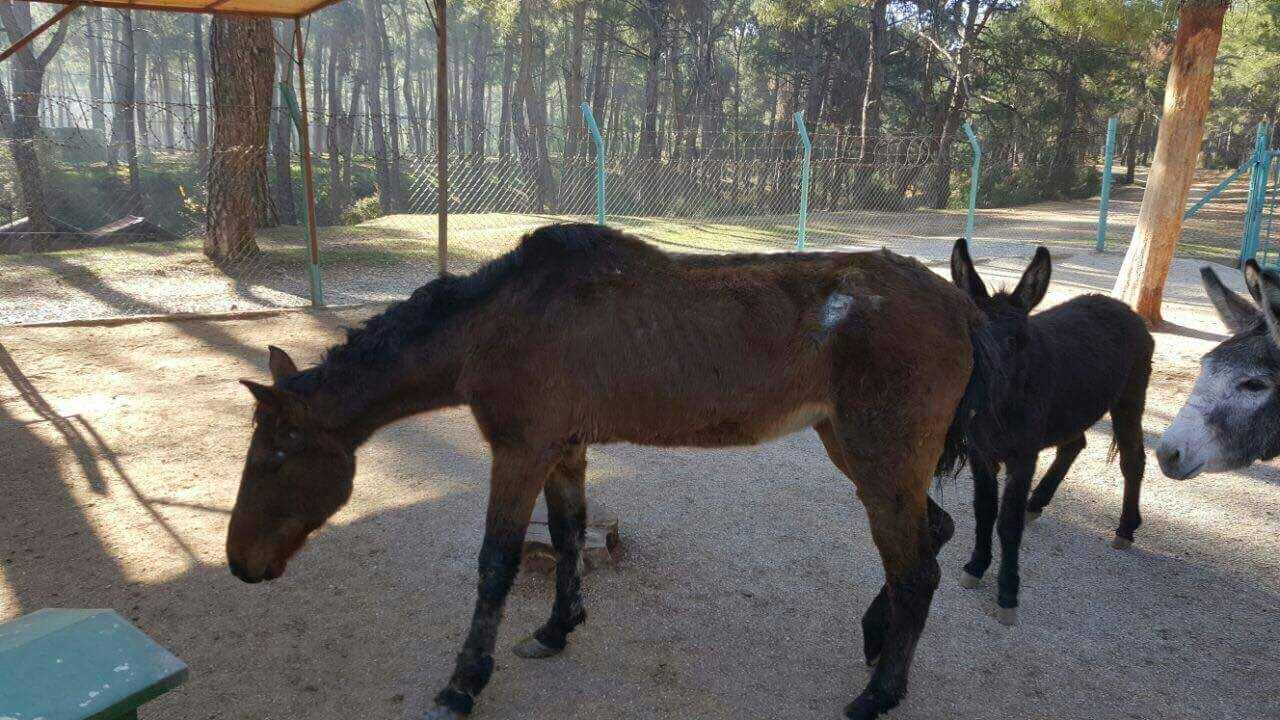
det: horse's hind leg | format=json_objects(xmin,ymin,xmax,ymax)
[
  {"xmin": 513, "ymin": 443, "xmax": 588, "ymax": 658},
  {"xmin": 1110, "ymin": 366, "xmax": 1149, "ymax": 549},
  {"xmin": 816, "ymin": 422, "xmax": 954, "ymax": 670},
  {"xmin": 1026, "ymin": 435, "xmax": 1086, "ymax": 522},
  {"xmin": 818, "ymin": 415, "xmax": 949, "ymax": 720},
  {"xmin": 426, "ymin": 444, "xmax": 556, "ymax": 720}
]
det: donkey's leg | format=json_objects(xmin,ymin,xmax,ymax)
[
  {"xmin": 513, "ymin": 443, "xmax": 588, "ymax": 659},
  {"xmin": 960, "ymin": 458, "xmax": 999, "ymax": 588},
  {"xmin": 1026, "ymin": 435, "xmax": 1086, "ymax": 522},
  {"xmin": 1110, "ymin": 395, "xmax": 1147, "ymax": 550},
  {"xmin": 426, "ymin": 445, "xmax": 555, "ymax": 720},
  {"xmin": 994, "ymin": 454, "xmax": 1037, "ymax": 626},
  {"xmin": 816, "ymin": 421, "xmax": 954, "ymax": 669}
]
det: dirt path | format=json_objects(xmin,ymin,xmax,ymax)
[
  {"xmin": 0, "ymin": 168, "xmax": 1251, "ymax": 326},
  {"xmin": 1, "ymin": 248, "xmax": 1277, "ymax": 720}
]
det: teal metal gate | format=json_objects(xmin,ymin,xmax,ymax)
[{"xmin": 1240, "ymin": 122, "xmax": 1279, "ymax": 267}]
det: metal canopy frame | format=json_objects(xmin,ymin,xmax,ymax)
[{"xmin": 0, "ymin": 0, "xmax": 411, "ymax": 308}]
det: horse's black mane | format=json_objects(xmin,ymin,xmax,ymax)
[{"xmin": 282, "ymin": 223, "xmax": 633, "ymax": 395}]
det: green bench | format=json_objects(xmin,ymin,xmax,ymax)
[{"xmin": 0, "ymin": 609, "xmax": 187, "ymax": 720}]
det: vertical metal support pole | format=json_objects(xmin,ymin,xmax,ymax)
[
  {"xmin": 289, "ymin": 19, "xmax": 324, "ymax": 307},
  {"xmin": 581, "ymin": 102, "xmax": 605, "ymax": 224},
  {"xmin": 1096, "ymin": 116, "xmax": 1118, "ymax": 252},
  {"xmin": 434, "ymin": 0, "xmax": 449, "ymax": 276},
  {"xmin": 1241, "ymin": 122, "xmax": 1270, "ymax": 266},
  {"xmin": 794, "ymin": 111, "xmax": 811, "ymax": 250},
  {"xmin": 962, "ymin": 122, "xmax": 980, "ymax": 243}
]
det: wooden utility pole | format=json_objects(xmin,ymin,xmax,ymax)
[
  {"xmin": 1112, "ymin": 0, "xmax": 1231, "ymax": 324},
  {"xmin": 431, "ymin": 0, "xmax": 448, "ymax": 276}
]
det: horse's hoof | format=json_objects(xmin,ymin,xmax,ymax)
[
  {"xmin": 1111, "ymin": 534, "xmax": 1133, "ymax": 550},
  {"xmin": 958, "ymin": 571, "xmax": 981, "ymax": 589},
  {"xmin": 1025, "ymin": 510, "xmax": 1042, "ymax": 523},
  {"xmin": 513, "ymin": 634, "xmax": 562, "ymax": 659},
  {"xmin": 423, "ymin": 706, "xmax": 466, "ymax": 720},
  {"xmin": 997, "ymin": 606, "xmax": 1018, "ymax": 626}
]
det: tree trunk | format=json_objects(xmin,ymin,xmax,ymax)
[
  {"xmin": 206, "ymin": 17, "xmax": 275, "ymax": 262},
  {"xmin": 638, "ymin": 0, "xmax": 666, "ymax": 159},
  {"xmin": 564, "ymin": 2, "xmax": 587, "ymax": 158},
  {"xmin": 134, "ymin": 18, "xmax": 149, "ymax": 159},
  {"xmin": 858, "ymin": 0, "xmax": 887, "ymax": 167},
  {"xmin": 468, "ymin": 21, "xmax": 491, "ymax": 156},
  {"xmin": 1048, "ymin": 54, "xmax": 1081, "ymax": 197},
  {"xmin": 1112, "ymin": 1, "xmax": 1229, "ymax": 324},
  {"xmin": 89, "ymin": 8, "xmax": 106, "ymax": 136},
  {"xmin": 273, "ymin": 25, "xmax": 296, "ymax": 225},
  {"xmin": 193, "ymin": 15, "xmax": 209, "ymax": 169},
  {"xmin": 0, "ymin": 0, "xmax": 71, "ymax": 234},
  {"xmin": 1123, "ymin": 104, "xmax": 1147, "ymax": 185},
  {"xmin": 363, "ymin": 0, "xmax": 393, "ymax": 214},
  {"xmin": 499, "ymin": 34, "xmax": 515, "ymax": 159}
]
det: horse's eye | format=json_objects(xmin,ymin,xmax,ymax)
[{"xmin": 1238, "ymin": 378, "xmax": 1270, "ymax": 393}]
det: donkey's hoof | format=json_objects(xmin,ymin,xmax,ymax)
[
  {"xmin": 423, "ymin": 706, "xmax": 466, "ymax": 720},
  {"xmin": 513, "ymin": 634, "xmax": 562, "ymax": 659},
  {"xmin": 1025, "ymin": 510, "xmax": 1042, "ymax": 523},
  {"xmin": 958, "ymin": 571, "xmax": 981, "ymax": 589},
  {"xmin": 1111, "ymin": 534, "xmax": 1134, "ymax": 550},
  {"xmin": 997, "ymin": 606, "xmax": 1018, "ymax": 626}
]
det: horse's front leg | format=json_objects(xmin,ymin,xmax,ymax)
[
  {"xmin": 513, "ymin": 443, "xmax": 589, "ymax": 658},
  {"xmin": 426, "ymin": 444, "xmax": 556, "ymax": 720}
]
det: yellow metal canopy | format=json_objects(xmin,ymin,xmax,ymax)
[{"xmin": 34, "ymin": 0, "xmax": 343, "ymax": 19}]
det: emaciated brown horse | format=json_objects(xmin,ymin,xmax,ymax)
[{"xmin": 227, "ymin": 224, "xmax": 991, "ymax": 720}]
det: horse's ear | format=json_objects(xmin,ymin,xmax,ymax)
[
  {"xmin": 1201, "ymin": 265, "xmax": 1258, "ymax": 333},
  {"xmin": 950, "ymin": 238, "xmax": 988, "ymax": 301},
  {"xmin": 240, "ymin": 379, "xmax": 303, "ymax": 413},
  {"xmin": 1011, "ymin": 246, "xmax": 1051, "ymax": 311},
  {"xmin": 268, "ymin": 345, "xmax": 298, "ymax": 383},
  {"xmin": 1255, "ymin": 267, "xmax": 1280, "ymax": 348},
  {"xmin": 1243, "ymin": 259, "xmax": 1264, "ymax": 305}
]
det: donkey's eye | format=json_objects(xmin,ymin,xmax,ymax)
[{"xmin": 1238, "ymin": 378, "xmax": 1270, "ymax": 393}]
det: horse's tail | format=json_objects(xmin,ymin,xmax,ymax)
[{"xmin": 935, "ymin": 317, "xmax": 1002, "ymax": 478}]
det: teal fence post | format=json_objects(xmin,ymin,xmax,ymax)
[
  {"xmin": 581, "ymin": 102, "xmax": 605, "ymax": 225},
  {"xmin": 962, "ymin": 123, "xmax": 980, "ymax": 243},
  {"xmin": 1241, "ymin": 122, "xmax": 1272, "ymax": 266},
  {"xmin": 794, "ymin": 111, "xmax": 812, "ymax": 250},
  {"xmin": 1096, "ymin": 116, "xmax": 1118, "ymax": 251},
  {"xmin": 279, "ymin": 81, "xmax": 324, "ymax": 307}
]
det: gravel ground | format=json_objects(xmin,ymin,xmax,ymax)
[{"xmin": 1, "ymin": 240, "xmax": 1277, "ymax": 720}]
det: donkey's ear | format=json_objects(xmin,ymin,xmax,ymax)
[
  {"xmin": 950, "ymin": 238, "xmax": 988, "ymax": 301},
  {"xmin": 1243, "ymin": 259, "xmax": 1264, "ymax": 305},
  {"xmin": 1201, "ymin": 265, "xmax": 1258, "ymax": 333},
  {"xmin": 1011, "ymin": 247, "xmax": 1052, "ymax": 310},
  {"xmin": 268, "ymin": 345, "xmax": 298, "ymax": 383},
  {"xmin": 1255, "ymin": 268, "xmax": 1280, "ymax": 349}
]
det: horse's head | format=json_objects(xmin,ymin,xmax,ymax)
[
  {"xmin": 1158, "ymin": 262, "xmax": 1280, "ymax": 479},
  {"xmin": 227, "ymin": 346, "xmax": 355, "ymax": 583}
]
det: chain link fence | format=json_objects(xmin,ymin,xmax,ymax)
[{"xmin": 0, "ymin": 95, "xmax": 1263, "ymax": 325}]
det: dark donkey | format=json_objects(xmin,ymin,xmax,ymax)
[
  {"xmin": 227, "ymin": 224, "xmax": 992, "ymax": 720},
  {"xmin": 950, "ymin": 239, "xmax": 1153, "ymax": 626}
]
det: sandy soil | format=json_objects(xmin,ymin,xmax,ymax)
[{"xmin": 1, "ymin": 245, "xmax": 1277, "ymax": 720}]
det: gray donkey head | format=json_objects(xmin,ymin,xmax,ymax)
[{"xmin": 1158, "ymin": 261, "xmax": 1280, "ymax": 479}]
